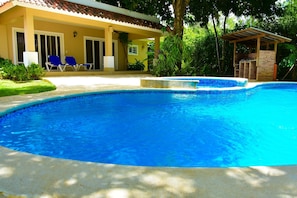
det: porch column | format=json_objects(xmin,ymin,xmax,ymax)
[
  {"xmin": 153, "ymin": 36, "xmax": 160, "ymax": 66},
  {"xmin": 104, "ymin": 26, "xmax": 114, "ymax": 71},
  {"xmin": 23, "ymin": 9, "xmax": 38, "ymax": 67}
]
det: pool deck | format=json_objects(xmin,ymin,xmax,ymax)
[{"xmin": 1, "ymin": 75, "xmax": 297, "ymax": 198}]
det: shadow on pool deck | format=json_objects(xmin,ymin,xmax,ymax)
[
  {"xmin": 1, "ymin": 75, "xmax": 297, "ymax": 197},
  {"xmin": 1, "ymin": 145, "xmax": 297, "ymax": 197}
]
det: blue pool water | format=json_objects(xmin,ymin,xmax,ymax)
[{"xmin": 1, "ymin": 83, "xmax": 297, "ymax": 167}]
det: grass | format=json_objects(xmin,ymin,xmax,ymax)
[{"xmin": 0, "ymin": 79, "xmax": 56, "ymax": 97}]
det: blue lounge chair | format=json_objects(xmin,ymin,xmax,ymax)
[
  {"xmin": 65, "ymin": 56, "xmax": 93, "ymax": 71},
  {"xmin": 45, "ymin": 55, "xmax": 74, "ymax": 72}
]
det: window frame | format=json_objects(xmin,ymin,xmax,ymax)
[{"xmin": 128, "ymin": 44, "xmax": 138, "ymax": 55}]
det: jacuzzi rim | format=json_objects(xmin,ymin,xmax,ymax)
[
  {"xmin": 140, "ymin": 76, "xmax": 249, "ymax": 89},
  {"xmin": 162, "ymin": 76, "xmax": 246, "ymax": 80}
]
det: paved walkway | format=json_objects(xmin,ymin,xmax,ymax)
[
  {"xmin": 45, "ymin": 74, "xmax": 150, "ymax": 91},
  {"xmin": 0, "ymin": 74, "xmax": 150, "ymax": 113},
  {"xmin": 0, "ymin": 75, "xmax": 297, "ymax": 198}
]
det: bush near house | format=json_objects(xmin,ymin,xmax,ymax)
[
  {"xmin": 0, "ymin": 58, "xmax": 45, "ymax": 81},
  {"xmin": 152, "ymin": 35, "xmax": 182, "ymax": 77},
  {"xmin": 128, "ymin": 59, "xmax": 145, "ymax": 71}
]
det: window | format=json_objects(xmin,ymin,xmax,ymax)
[
  {"xmin": 128, "ymin": 45, "xmax": 138, "ymax": 55},
  {"xmin": 16, "ymin": 32, "xmax": 25, "ymax": 63}
]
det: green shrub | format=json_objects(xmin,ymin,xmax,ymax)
[
  {"xmin": 0, "ymin": 59, "xmax": 45, "ymax": 81},
  {"xmin": 128, "ymin": 59, "xmax": 145, "ymax": 71},
  {"xmin": 27, "ymin": 63, "xmax": 45, "ymax": 80},
  {"xmin": 1, "ymin": 63, "xmax": 27, "ymax": 81},
  {"xmin": 179, "ymin": 65, "xmax": 198, "ymax": 76},
  {"xmin": 152, "ymin": 35, "xmax": 183, "ymax": 77},
  {"xmin": 0, "ymin": 59, "xmax": 17, "ymax": 80},
  {"xmin": 0, "ymin": 58, "xmax": 13, "ymax": 68},
  {"xmin": 188, "ymin": 31, "xmax": 234, "ymax": 76}
]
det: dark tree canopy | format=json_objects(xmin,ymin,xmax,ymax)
[
  {"xmin": 98, "ymin": 0, "xmax": 172, "ymax": 23},
  {"xmin": 189, "ymin": 0, "xmax": 281, "ymax": 27},
  {"xmin": 98, "ymin": 0, "xmax": 282, "ymax": 38}
]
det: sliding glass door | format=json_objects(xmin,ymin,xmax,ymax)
[
  {"xmin": 85, "ymin": 37, "xmax": 118, "ymax": 70},
  {"xmin": 15, "ymin": 29, "xmax": 63, "ymax": 68}
]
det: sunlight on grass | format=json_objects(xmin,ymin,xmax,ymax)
[{"xmin": 0, "ymin": 79, "xmax": 56, "ymax": 97}]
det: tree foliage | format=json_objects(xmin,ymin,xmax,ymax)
[
  {"xmin": 97, "ymin": 0, "xmax": 296, "ymax": 78},
  {"xmin": 188, "ymin": 0, "xmax": 281, "ymax": 74},
  {"xmin": 263, "ymin": 0, "xmax": 297, "ymax": 79},
  {"xmin": 189, "ymin": 0, "xmax": 281, "ymax": 25},
  {"xmin": 152, "ymin": 35, "xmax": 183, "ymax": 76},
  {"xmin": 98, "ymin": 0, "xmax": 172, "ymax": 23}
]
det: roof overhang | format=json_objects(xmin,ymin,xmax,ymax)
[
  {"xmin": 0, "ymin": 0, "xmax": 14, "ymax": 14},
  {"xmin": 221, "ymin": 27, "xmax": 292, "ymax": 45},
  {"xmin": 0, "ymin": 0, "xmax": 163, "ymax": 37}
]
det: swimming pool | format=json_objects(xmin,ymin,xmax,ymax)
[{"xmin": 0, "ymin": 82, "xmax": 297, "ymax": 167}]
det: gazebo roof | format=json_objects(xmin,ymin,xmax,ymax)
[{"xmin": 222, "ymin": 27, "xmax": 291, "ymax": 45}]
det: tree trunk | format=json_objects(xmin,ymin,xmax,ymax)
[
  {"xmin": 211, "ymin": 14, "xmax": 221, "ymax": 73},
  {"xmin": 172, "ymin": 0, "xmax": 190, "ymax": 70},
  {"xmin": 221, "ymin": 15, "xmax": 228, "ymax": 73},
  {"xmin": 172, "ymin": 0, "xmax": 190, "ymax": 38}
]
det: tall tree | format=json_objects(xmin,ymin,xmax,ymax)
[
  {"xmin": 172, "ymin": 0, "xmax": 190, "ymax": 38},
  {"xmin": 189, "ymin": 0, "xmax": 280, "ymax": 73}
]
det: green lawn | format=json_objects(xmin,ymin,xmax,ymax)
[{"xmin": 0, "ymin": 79, "xmax": 56, "ymax": 97}]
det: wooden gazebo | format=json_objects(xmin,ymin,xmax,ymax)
[{"xmin": 222, "ymin": 27, "xmax": 291, "ymax": 81}]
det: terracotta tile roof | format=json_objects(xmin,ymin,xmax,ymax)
[
  {"xmin": 0, "ymin": 0, "xmax": 162, "ymax": 30},
  {"xmin": 0, "ymin": 0, "xmax": 9, "ymax": 6}
]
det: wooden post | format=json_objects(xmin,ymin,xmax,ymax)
[
  {"xmin": 273, "ymin": 41, "xmax": 278, "ymax": 81},
  {"xmin": 274, "ymin": 41, "xmax": 278, "ymax": 54},
  {"xmin": 256, "ymin": 37, "xmax": 261, "ymax": 67},
  {"xmin": 255, "ymin": 37, "xmax": 261, "ymax": 80},
  {"xmin": 273, "ymin": 63, "xmax": 278, "ymax": 81},
  {"xmin": 233, "ymin": 42, "xmax": 237, "ymax": 77}
]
